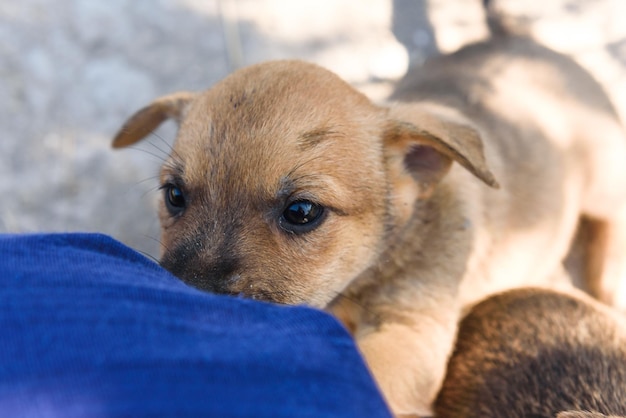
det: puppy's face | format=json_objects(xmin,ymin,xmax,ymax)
[
  {"xmin": 123, "ymin": 62, "xmax": 391, "ymax": 307},
  {"xmin": 113, "ymin": 61, "xmax": 496, "ymax": 307}
]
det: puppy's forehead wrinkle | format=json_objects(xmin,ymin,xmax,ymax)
[{"xmin": 297, "ymin": 127, "xmax": 345, "ymax": 150}]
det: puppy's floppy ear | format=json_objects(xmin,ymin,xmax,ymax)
[
  {"xmin": 384, "ymin": 103, "xmax": 499, "ymax": 199},
  {"xmin": 112, "ymin": 92, "xmax": 196, "ymax": 148}
]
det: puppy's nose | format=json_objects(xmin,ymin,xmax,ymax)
[
  {"xmin": 205, "ymin": 258, "xmax": 239, "ymax": 283},
  {"xmin": 189, "ymin": 257, "xmax": 241, "ymax": 294},
  {"xmin": 161, "ymin": 250, "xmax": 241, "ymax": 294}
]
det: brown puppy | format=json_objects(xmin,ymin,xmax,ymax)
[
  {"xmin": 435, "ymin": 288, "xmax": 626, "ymax": 418},
  {"xmin": 112, "ymin": 36, "xmax": 626, "ymax": 416}
]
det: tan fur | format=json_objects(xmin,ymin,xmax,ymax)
[
  {"xmin": 112, "ymin": 37, "xmax": 626, "ymax": 416},
  {"xmin": 435, "ymin": 288, "xmax": 626, "ymax": 418}
]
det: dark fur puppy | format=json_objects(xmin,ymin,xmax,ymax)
[{"xmin": 435, "ymin": 288, "xmax": 626, "ymax": 418}]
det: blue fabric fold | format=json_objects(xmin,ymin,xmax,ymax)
[{"xmin": 0, "ymin": 233, "xmax": 391, "ymax": 418}]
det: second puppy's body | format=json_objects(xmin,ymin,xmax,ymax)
[
  {"xmin": 435, "ymin": 288, "xmax": 626, "ymax": 418},
  {"xmin": 113, "ymin": 37, "xmax": 626, "ymax": 416}
]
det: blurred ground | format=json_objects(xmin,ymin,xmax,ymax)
[{"xmin": 2, "ymin": 0, "xmax": 626, "ymax": 259}]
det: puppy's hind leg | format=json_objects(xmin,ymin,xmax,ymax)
[
  {"xmin": 580, "ymin": 121, "xmax": 626, "ymax": 310},
  {"xmin": 584, "ymin": 212, "xmax": 626, "ymax": 310}
]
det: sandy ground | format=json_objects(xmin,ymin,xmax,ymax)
[{"xmin": 2, "ymin": 0, "xmax": 626, "ymax": 259}]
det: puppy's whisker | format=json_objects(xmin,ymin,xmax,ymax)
[
  {"xmin": 119, "ymin": 176, "xmax": 160, "ymax": 196},
  {"xmin": 144, "ymin": 234, "xmax": 172, "ymax": 255},
  {"xmin": 145, "ymin": 140, "xmax": 174, "ymax": 162},
  {"xmin": 146, "ymin": 135, "xmax": 184, "ymax": 166},
  {"xmin": 148, "ymin": 131, "xmax": 184, "ymax": 164},
  {"xmin": 140, "ymin": 185, "xmax": 161, "ymax": 200},
  {"xmin": 147, "ymin": 131, "xmax": 173, "ymax": 150},
  {"xmin": 127, "ymin": 146, "xmax": 169, "ymax": 164},
  {"xmin": 134, "ymin": 175, "xmax": 162, "ymax": 187},
  {"xmin": 136, "ymin": 249, "xmax": 160, "ymax": 264}
]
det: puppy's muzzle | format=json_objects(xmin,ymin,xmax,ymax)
[{"xmin": 160, "ymin": 237, "xmax": 241, "ymax": 295}]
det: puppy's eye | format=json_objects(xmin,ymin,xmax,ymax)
[
  {"xmin": 280, "ymin": 200, "xmax": 325, "ymax": 234},
  {"xmin": 162, "ymin": 184, "xmax": 186, "ymax": 216}
]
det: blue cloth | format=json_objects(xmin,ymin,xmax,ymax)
[{"xmin": 0, "ymin": 233, "xmax": 391, "ymax": 418}]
